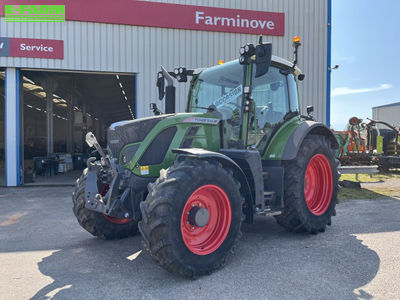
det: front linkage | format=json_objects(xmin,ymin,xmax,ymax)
[{"xmin": 83, "ymin": 132, "xmax": 143, "ymax": 223}]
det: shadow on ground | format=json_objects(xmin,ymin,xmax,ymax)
[{"xmin": 1, "ymin": 187, "xmax": 399, "ymax": 299}]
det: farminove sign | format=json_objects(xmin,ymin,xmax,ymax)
[
  {"xmin": 5, "ymin": 5, "xmax": 65, "ymax": 22},
  {"xmin": 195, "ymin": 12, "xmax": 276, "ymax": 31},
  {"xmin": 0, "ymin": 37, "xmax": 64, "ymax": 59},
  {"xmin": 0, "ymin": 1, "xmax": 284, "ymax": 36}
]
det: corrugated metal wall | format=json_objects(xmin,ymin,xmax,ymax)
[
  {"xmin": 0, "ymin": 0, "xmax": 327, "ymax": 122},
  {"xmin": 372, "ymin": 105, "xmax": 400, "ymax": 128}
]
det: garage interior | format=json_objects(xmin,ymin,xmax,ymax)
[{"xmin": 20, "ymin": 70, "xmax": 136, "ymax": 185}]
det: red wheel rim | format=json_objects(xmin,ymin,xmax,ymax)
[
  {"xmin": 103, "ymin": 215, "xmax": 131, "ymax": 225},
  {"xmin": 100, "ymin": 184, "xmax": 131, "ymax": 225},
  {"xmin": 304, "ymin": 154, "xmax": 333, "ymax": 216},
  {"xmin": 181, "ymin": 184, "xmax": 232, "ymax": 255}
]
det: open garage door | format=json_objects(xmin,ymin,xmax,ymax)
[
  {"xmin": 20, "ymin": 70, "xmax": 136, "ymax": 185},
  {"xmin": 0, "ymin": 69, "xmax": 4, "ymax": 186}
]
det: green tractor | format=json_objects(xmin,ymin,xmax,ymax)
[{"xmin": 72, "ymin": 37, "xmax": 339, "ymax": 277}]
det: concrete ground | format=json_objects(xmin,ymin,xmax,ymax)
[{"xmin": 0, "ymin": 187, "xmax": 399, "ymax": 300}]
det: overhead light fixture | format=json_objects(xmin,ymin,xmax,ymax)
[
  {"xmin": 34, "ymin": 91, "xmax": 46, "ymax": 98},
  {"xmin": 23, "ymin": 76, "xmax": 35, "ymax": 85}
]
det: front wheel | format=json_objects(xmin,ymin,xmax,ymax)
[
  {"xmin": 72, "ymin": 169, "xmax": 138, "ymax": 239},
  {"xmin": 139, "ymin": 158, "xmax": 244, "ymax": 277},
  {"xmin": 276, "ymin": 134, "xmax": 339, "ymax": 233}
]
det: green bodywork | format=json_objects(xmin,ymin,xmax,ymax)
[
  {"xmin": 119, "ymin": 113, "xmax": 220, "ymax": 177},
  {"xmin": 110, "ymin": 59, "xmax": 304, "ymax": 178},
  {"xmin": 114, "ymin": 111, "xmax": 300, "ymax": 177},
  {"xmin": 262, "ymin": 116, "xmax": 302, "ymax": 160}
]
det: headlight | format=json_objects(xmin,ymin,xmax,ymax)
[{"xmin": 120, "ymin": 144, "xmax": 140, "ymax": 164}]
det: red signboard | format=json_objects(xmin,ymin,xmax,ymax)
[
  {"xmin": 9, "ymin": 38, "xmax": 63, "ymax": 59},
  {"xmin": 0, "ymin": 37, "xmax": 63, "ymax": 59},
  {"xmin": 0, "ymin": 1, "xmax": 285, "ymax": 36}
]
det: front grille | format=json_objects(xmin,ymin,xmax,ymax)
[{"xmin": 107, "ymin": 115, "xmax": 170, "ymax": 157}]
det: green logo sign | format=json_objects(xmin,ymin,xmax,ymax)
[{"xmin": 5, "ymin": 5, "xmax": 65, "ymax": 22}]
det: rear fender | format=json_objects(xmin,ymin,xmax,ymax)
[
  {"xmin": 282, "ymin": 121, "xmax": 339, "ymax": 160},
  {"xmin": 172, "ymin": 148, "xmax": 254, "ymax": 223}
]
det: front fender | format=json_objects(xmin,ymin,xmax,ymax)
[{"xmin": 172, "ymin": 148, "xmax": 255, "ymax": 223}]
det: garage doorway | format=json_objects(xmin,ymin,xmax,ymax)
[
  {"xmin": 20, "ymin": 70, "xmax": 136, "ymax": 185},
  {"xmin": 0, "ymin": 69, "xmax": 4, "ymax": 186}
]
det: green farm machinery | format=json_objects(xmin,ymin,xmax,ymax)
[{"xmin": 73, "ymin": 37, "xmax": 339, "ymax": 277}]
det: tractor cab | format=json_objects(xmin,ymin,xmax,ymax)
[
  {"xmin": 187, "ymin": 57, "xmax": 302, "ymax": 152},
  {"xmin": 154, "ymin": 37, "xmax": 305, "ymax": 157}
]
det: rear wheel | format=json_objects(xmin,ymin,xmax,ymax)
[
  {"xmin": 139, "ymin": 158, "xmax": 243, "ymax": 277},
  {"xmin": 72, "ymin": 169, "xmax": 138, "ymax": 239},
  {"xmin": 276, "ymin": 135, "xmax": 338, "ymax": 233}
]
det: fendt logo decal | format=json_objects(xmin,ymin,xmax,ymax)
[
  {"xmin": 5, "ymin": 5, "xmax": 65, "ymax": 22},
  {"xmin": 183, "ymin": 117, "xmax": 220, "ymax": 125}
]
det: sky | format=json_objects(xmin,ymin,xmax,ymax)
[{"xmin": 331, "ymin": 0, "xmax": 400, "ymax": 129}]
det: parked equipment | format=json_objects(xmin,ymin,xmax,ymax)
[
  {"xmin": 333, "ymin": 117, "xmax": 400, "ymax": 169},
  {"xmin": 72, "ymin": 37, "xmax": 339, "ymax": 277}
]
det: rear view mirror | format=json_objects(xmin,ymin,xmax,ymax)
[
  {"xmin": 157, "ymin": 72, "xmax": 165, "ymax": 100},
  {"xmin": 255, "ymin": 42, "xmax": 272, "ymax": 78}
]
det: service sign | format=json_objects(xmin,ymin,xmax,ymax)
[{"xmin": 0, "ymin": 37, "xmax": 63, "ymax": 59}]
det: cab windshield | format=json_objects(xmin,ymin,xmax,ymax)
[{"xmin": 189, "ymin": 60, "xmax": 243, "ymax": 117}]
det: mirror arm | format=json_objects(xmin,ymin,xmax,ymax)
[{"xmin": 161, "ymin": 66, "xmax": 174, "ymax": 87}]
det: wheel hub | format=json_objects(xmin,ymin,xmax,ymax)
[
  {"xmin": 181, "ymin": 184, "xmax": 232, "ymax": 255},
  {"xmin": 188, "ymin": 206, "xmax": 210, "ymax": 227}
]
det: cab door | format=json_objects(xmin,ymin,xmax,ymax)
[{"xmin": 247, "ymin": 66, "xmax": 299, "ymax": 154}]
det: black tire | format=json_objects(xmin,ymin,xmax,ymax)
[
  {"xmin": 139, "ymin": 158, "xmax": 243, "ymax": 278},
  {"xmin": 72, "ymin": 169, "xmax": 138, "ymax": 240},
  {"xmin": 276, "ymin": 134, "xmax": 339, "ymax": 233}
]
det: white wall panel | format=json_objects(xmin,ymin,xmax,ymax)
[
  {"xmin": 372, "ymin": 105, "xmax": 400, "ymax": 128},
  {"xmin": 0, "ymin": 0, "xmax": 328, "ymax": 122}
]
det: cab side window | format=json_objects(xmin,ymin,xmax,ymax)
[{"xmin": 248, "ymin": 67, "xmax": 290, "ymax": 149}]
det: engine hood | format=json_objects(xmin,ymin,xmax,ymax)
[{"xmin": 107, "ymin": 114, "xmax": 174, "ymax": 156}]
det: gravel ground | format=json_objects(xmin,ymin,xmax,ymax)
[{"xmin": 0, "ymin": 186, "xmax": 399, "ymax": 300}]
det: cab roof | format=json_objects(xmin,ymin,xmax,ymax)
[{"xmin": 271, "ymin": 55, "xmax": 303, "ymax": 76}]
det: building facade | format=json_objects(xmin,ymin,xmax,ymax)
[
  {"xmin": 372, "ymin": 102, "xmax": 400, "ymax": 128},
  {"xmin": 0, "ymin": 0, "xmax": 332, "ymax": 186}
]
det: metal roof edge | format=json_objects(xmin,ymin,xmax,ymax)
[{"xmin": 372, "ymin": 101, "xmax": 400, "ymax": 109}]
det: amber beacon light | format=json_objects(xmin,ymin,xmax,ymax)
[{"xmin": 293, "ymin": 36, "xmax": 301, "ymax": 43}]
